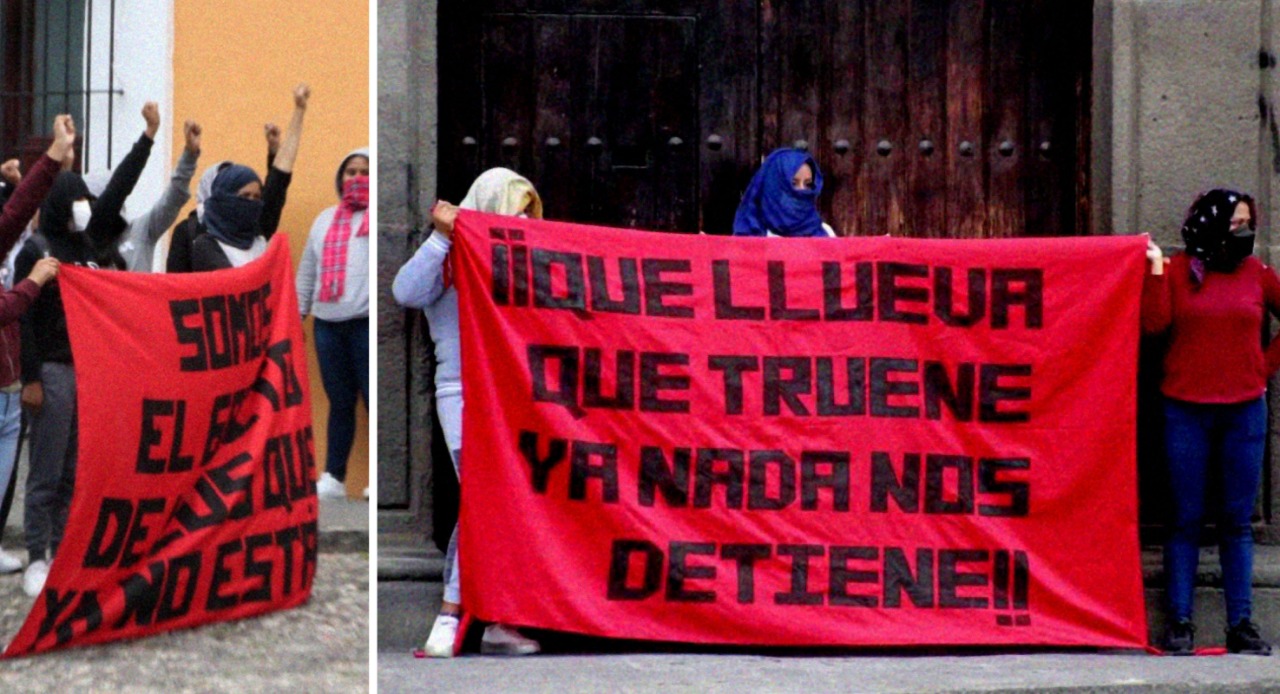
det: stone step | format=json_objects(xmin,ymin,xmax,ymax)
[{"xmin": 376, "ymin": 545, "xmax": 1280, "ymax": 653}]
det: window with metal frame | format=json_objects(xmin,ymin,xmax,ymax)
[{"xmin": 0, "ymin": 0, "xmax": 121, "ymax": 172}]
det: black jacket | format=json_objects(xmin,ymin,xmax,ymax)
[
  {"xmin": 167, "ymin": 156, "xmax": 290, "ymax": 273},
  {"xmin": 17, "ymin": 134, "xmax": 151, "ymax": 378}
]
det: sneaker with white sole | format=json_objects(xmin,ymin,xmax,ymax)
[
  {"xmin": 481, "ymin": 624, "xmax": 540, "ymax": 656},
  {"xmin": 22, "ymin": 559, "xmax": 48, "ymax": 597},
  {"xmin": 424, "ymin": 613, "xmax": 460, "ymax": 658},
  {"xmin": 316, "ymin": 472, "xmax": 346, "ymax": 499},
  {"xmin": 0, "ymin": 548, "xmax": 22, "ymax": 574}
]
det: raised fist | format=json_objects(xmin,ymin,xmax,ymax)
[
  {"xmin": 142, "ymin": 102, "xmax": 161, "ymax": 139},
  {"xmin": 184, "ymin": 120, "xmax": 202, "ymax": 155},
  {"xmin": 0, "ymin": 159, "xmax": 19, "ymax": 185},
  {"xmin": 264, "ymin": 123, "xmax": 282, "ymax": 155},
  {"xmin": 293, "ymin": 83, "xmax": 311, "ymax": 110},
  {"xmin": 47, "ymin": 114, "xmax": 76, "ymax": 162}
]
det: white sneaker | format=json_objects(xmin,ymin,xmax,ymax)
[
  {"xmin": 0, "ymin": 548, "xmax": 22, "ymax": 574},
  {"xmin": 22, "ymin": 559, "xmax": 48, "ymax": 597},
  {"xmin": 316, "ymin": 472, "xmax": 346, "ymax": 499},
  {"xmin": 481, "ymin": 624, "xmax": 540, "ymax": 656},
  {"xmin": 424, "ymin": 613, "xmax": 460, "ymax": 658},
  {"xmin": 363, "ymin": 487, "xmax": 370, "ymax": 500}
]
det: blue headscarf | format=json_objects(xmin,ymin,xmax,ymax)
[
  {"xmin": 732, "ymin": 148, "xmax": 826, "ymax": 237},
  {"xmin": 203, "ymin": 164, "xmax": 264, "ymax": 250}
]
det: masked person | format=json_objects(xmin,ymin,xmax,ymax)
[
  {"xmin": 0, "ymin": 115, "xmax": 77, "ymax": 576},
  {"xmin": 1144, "ymin": 189, "xmax": 1277, "ymax": 655},
  {"xmin": 393, "ymin": 168, "xmax": 543, "ymax": 658},
  {"xmin": 182, "ymin": 84, "xmax": 309, "ymax": 272},
  {"xmin": 15, "ymin": 106, "xmax": 156, "ymax": 597},
  {"xmin": 112, "ymin": 118, "xmax": 201, "ymax": 272},
  {"xmin": 732, "ymin": 147, "xmax": 835, "ymax": 238},
  {"xmin": 297, "ymin": 149, "xmax": 370, "ymax": 500}
]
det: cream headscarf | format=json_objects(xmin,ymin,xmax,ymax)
[{"xmin": 459, "ymin": 167, "xmax": 543, "ymax": 218}]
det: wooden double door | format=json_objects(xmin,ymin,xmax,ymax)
[
  {"xmin": 423, "ymin": 0, "xmax": 1121, "ymax": 548},
  {"xmin": 438, "ymin": 0, "xmax": 1093, "ymax": 238}
]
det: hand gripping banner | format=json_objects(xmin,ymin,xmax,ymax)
[
  {"xmin": 454, "ymin": 210, "xmax": 1149, "ymax": 648},
  {"xmin": 5, "ymin": 235, "xmax": 317, "ymax": 656}
]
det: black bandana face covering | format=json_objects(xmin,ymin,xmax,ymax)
[{"xmin": 1181, "ymin": 189, "xmax": 1256, "ymax": 275}]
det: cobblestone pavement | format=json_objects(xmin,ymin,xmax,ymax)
[{"xmin": 0, "ymin": 552, "xmax": 369, "ymax": 693}]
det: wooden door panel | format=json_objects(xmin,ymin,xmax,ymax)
[
  {"xmin": 863, "ymin": 0, "xmax": 910, "ymax": 238},
  {"xmin": 905, "ymin": 0, "xmax": 948, "ymax": 238},
  {"xmin": 445, "ymin": 0, "xmax": 1091, "ymax": 238},
  {"xmin": 697, "ymin": 0, "xmax": 755, "ymax": 235},
  {"xmin": 483, "ymin": 16, "xmax": 536, "ymax": 176},
  {"xmin": 985, "ymin": 0, "xmax": 1028, "ymax": 239},
  {"xmin": 822, "ymin": 1, "xmax": 865, "ymax": 237},
  {"xmin": 438, "ymin": 1, "xmax": 483, "ymax": 204},
  {"xmin": 496, "ymin": 0, "xmax": 701, "ymax": 15},
  {"xmin": 944, "ymin": 0, "xmax": 986, "ymax": 238},
  {"xmin": 531, "ymin": 16, "xmax": 575, "ymax": 221}
]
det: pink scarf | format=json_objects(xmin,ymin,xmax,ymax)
[{"xmin": 318, "ymin": 176, "xmax": 369, "ymax": 302}]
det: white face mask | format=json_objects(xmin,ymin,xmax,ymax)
[{"xmin": 71, "ymin": 200, "xmax": 92, "ymax": 232}]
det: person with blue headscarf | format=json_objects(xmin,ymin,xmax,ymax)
[
  {"xmin": 190, "ymin": 164, "xmax": 269, "ymax": 270},
  {"xmin": 732, "ymin": 148, "xmax": 835, "ymax": 238},
  {"xmin": 182, "ymin": 84, "xmax": 310, "ymax": 272}
]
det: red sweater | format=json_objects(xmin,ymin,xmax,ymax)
[
  {"xmin": 0, "ymin": 154, "xmax": 58, "ymax": 387},
  {"xmin": 1142, "ymin": 253, "xmax": 1280, "ymax": 403}
]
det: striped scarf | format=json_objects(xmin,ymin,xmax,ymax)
[{"xmin": 318, "ymin": 176, "xmax": 369, "ymax": 302}]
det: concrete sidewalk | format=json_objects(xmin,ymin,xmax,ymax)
[
  {"xmin": 378, "ymin": 650, "xmax": 1280, "ymax": 694},
  {"xmin": 378, "ymin": 544, "xmax": 1280, "ymax": 692}
]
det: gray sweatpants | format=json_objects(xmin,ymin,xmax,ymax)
[
  {"xmin": 438, "ymin": 391, "xmax": 462, "ymax": 605},
  {"xmin": 25, "ymin": 362, "xmax": 77, "ymax": 562}
]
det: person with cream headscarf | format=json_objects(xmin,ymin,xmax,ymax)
[
  {"xmin": 732, "ymin": 147, "xmax": 835, "ymax": 238},
  {"xmin": 297, "ymin": 148, "xmax": 370, "ymax": 500},
  {"xmin": 393, "ymin": 167, "xmax": 543, "ymax": 658}
]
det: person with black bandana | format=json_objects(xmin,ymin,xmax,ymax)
[{"xmin": 1143, "ymin": 188, "xmax": 1277, "ymax": 656}]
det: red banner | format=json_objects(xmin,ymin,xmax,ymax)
[
  {"xmin": 5, "ymin": 235, "xmax": 317, "ymax": 656},
  {"xmin": 455, "ymin": 211, "xmax": 1148, "ymax": 648}
]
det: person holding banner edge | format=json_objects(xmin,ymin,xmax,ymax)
[
  {"xmin": 393, "ymin": 167, "xmax": 544, "ymax": 658},
  {"xmin": 1144, "ymin": 189, "xmax": 1277, "ymax": 655}
]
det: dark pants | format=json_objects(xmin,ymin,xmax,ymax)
[
  {"xmin": 313, "ymin": 317, "xmax": 368, "ymax": 482},
  {"xmin": 1162, "ymin": 396, "xmax": 1266, "ymax": 626},
  {"xmin": 25, "ymin": 362, "xmax": 77, "ymax": 562}
]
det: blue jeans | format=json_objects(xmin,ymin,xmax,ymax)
[
  {"xmin": 0, "ymin": 391, "xmax": 21, "ymax": 539},
  {"xmin": 313, "ymin": 317, "xmax": 368, "ymax": 482},
  {"xmin": 1163, "ymin": 396, "xmax": 1266, "ymax": 625}
]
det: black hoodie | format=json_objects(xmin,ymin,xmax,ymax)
[{"xmin": 16, "ymin": 133, "xmax": 152, "ymax": 378}]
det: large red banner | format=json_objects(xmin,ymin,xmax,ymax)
[
  {"xmin": 5, "ymin": 235, "xmax": 317, "ymax": 656},
  {"xmin": 455, "ymin": 210, "xmax": 1148, "ymax": 648}
]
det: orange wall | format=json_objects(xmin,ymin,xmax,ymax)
[{"xmin": 173, "ymin": 2, "xmax": 371, "ymax": 496}]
